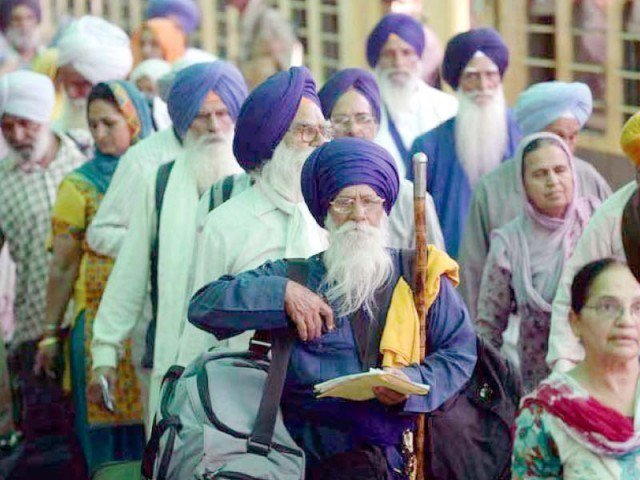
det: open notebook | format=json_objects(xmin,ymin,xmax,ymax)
[{"xmin": 314, "ymin": 368, "xmax": 430, "ymax": 401}]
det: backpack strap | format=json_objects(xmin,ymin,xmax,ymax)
[
  {"xmin": 247, "ymin": 258, "xmax": 308, "ymax": 455},
  {"xmin": 142, "ymin": 160, "xmax": 176, "ymax": 369}
]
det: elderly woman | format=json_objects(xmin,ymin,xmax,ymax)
[
  {"xmin": 512, "ymin": 259, "xmax": 640, "ymax": 478},
  {"xmin": 476, "ymin": 132, "xmax": 600, "ymax": 391},
  {"xmin": 130, "ymin": 17, "xmax": 186, "ymax": 66},
  {"xmin": 35, "ymin": 80, "xmax": 153, "ymax": 469}
]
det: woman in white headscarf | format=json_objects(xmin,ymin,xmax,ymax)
[{"xmin": 476, "ymin": 132, "xmax": 600, "ymax": 391}]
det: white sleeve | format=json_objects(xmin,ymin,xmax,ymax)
[
  {"xmin": 176, "ymin": 218, "xmax": 231, "ymax": 366},
  {"xmin": 87, "ymin": 153, "xmax": 144, "ymax": 258},
  {"xmin": 547, "ymin": 209, "xmax": 618, "ymax": 371},
  {"xmin": 91, "ymin": 177, "xmax": 156, "ymax": 369}
]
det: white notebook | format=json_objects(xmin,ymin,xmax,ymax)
[{"xmin": 314, "ymin": 368, "xmax": 430, "ymax": 401}]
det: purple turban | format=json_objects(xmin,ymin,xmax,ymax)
[
  {"xmin": 366, "ymin": 14, "xmax": 425, "ymax": 68},
  {"xmin": 167, "ymin": 61, "xmax": 248, "ymax": 139},
  {"xmin": 233, "ymin": 66, "xmax": 320, "ymax": 172},
  {"xmin": 0, "ymin": 0, "xmax": 41, "ymax": 31},
  {"xmin": 301, "ymin": 138, "xmax": 399, "ymax": 227},
  {"xmin": 443, "ymin": 28, "xmax": 509, "ymax": 90},
  {"xmin": 146, "ymin": 0, "xmax": 200, "ymax": 34},
  {"xmin": 318, "ymin": 68, "xmax": 381, "ymax": 124}
]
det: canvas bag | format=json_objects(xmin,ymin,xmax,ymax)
[{"xmin": 142, "ymin": 261, "xmax": 308, "ymax": 480}]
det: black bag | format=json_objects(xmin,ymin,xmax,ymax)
[{"xmin": 426, "ymin": 337, "xmax": 523, "ymax": 480}]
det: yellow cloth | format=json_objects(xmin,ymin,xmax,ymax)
[
  {"xmin": 31, "ymin": 48, "xmax": 64, "ymax": 121},
  {"xmin": 381, "ymin": 246, "xmax": 459, "ymax": 368},
  {"xmin": 621, "ymin": 110, "xmax": 640, "ymax": 166}
]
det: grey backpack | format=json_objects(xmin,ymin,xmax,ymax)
[{"xmin": 141, "ymin": 262, "xmax": 307, "ymax": 480}]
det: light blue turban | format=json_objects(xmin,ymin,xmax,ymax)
[
  {"xmin": 167, "ymin": 61, "xmax": 248, "ymax": 139},
  {"xmin": 514, "ymin": 81, "xmax": 593, "ymax": 136}
]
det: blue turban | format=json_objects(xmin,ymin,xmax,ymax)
[
  {"xmin": 146, "ymin": 0, "xmax": 200, "ymax": 34},
  {"xmin": 0, "ymin": 0, "xmax": 41, "ymax": 31},
  {"xmin": 167, "ymin": 61, "xmax": 248, "ymax": 139},
  {"xmin": 233, "ymin": 66, "xmax": 320, "ymax": 172},
  {"xmin": 366, "ymin": 14, "xmax": 425, "ymax": 68},
  {"xmin": 515, "ymin": 81, "xmax": 593, "ymax": 136},
  {"xmin": 318, "ymin": 68, "xmax": 381, "ymax": 123},
  {"xmin": 301, "ymin": 138, "xmax": 399, "ymax": 227},
  {"xmin": 443, "ymin": 28, "xmax": 509, "ymax": 90}
]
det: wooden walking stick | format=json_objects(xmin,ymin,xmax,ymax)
[{"xmin": 412, "ymin": 152, "xmax": 429, "ymax": 480}]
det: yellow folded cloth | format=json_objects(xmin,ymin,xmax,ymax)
[{"xmin": 380, "ymin": 246, "xmax": 459, "ymax": 368}]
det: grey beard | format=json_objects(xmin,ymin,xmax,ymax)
[
  {"xmin": 183, "ymin": 131, "xmax": 241, "ymax": 195},
  {"xmin": 454, "ymin": 86, "xmax": 508, "ymax": 186},
  {"xmin": 60, "ymin": 97, "xmax": 89, "ymax": 131},
  {"xmin": 259, "ymin": 141, "xmax": 314, "ymax": 203}
]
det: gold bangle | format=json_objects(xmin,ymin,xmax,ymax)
[{"xmin": 38, "ymin": 337, "xmax": 59, "ymax": 348}]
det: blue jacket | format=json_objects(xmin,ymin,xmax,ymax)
[{"xmin": 188, "ymin": 250, "xmax": 477, "ymax": 474}]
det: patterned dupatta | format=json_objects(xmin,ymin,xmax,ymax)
[{"xmin": 521, "ymin": 372, "xmax": 640, "ymax": 457}]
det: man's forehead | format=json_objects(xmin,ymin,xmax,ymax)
[
  {"xmin": 463, "ymin": 53, "xmax": 499, "ymax": 73},
  {"xmin": 198, "ymin": 91, "xmax": 224, "ymax": 110},
  {"xmin": 382, "ymin": 33, "xmax": 417, "ymax": 53},
  {"xmin": 332, "ymin": 89, "xmax": 374, "ymax": 115},
  {"xmin": 292, "ymin": 97, "xmax": 323, "ymax": 123},
  {"xmin": 336, "ymin": 184, "xmax": 377, "ymax": 197}
]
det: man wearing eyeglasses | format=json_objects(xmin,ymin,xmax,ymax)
[
  {"xmin": 409, "ymin": 28, "xmax": 521, "ymax": 259},
  {"xmin": 187, "ymin": 137, "xmax": 476, "ymax": 479},
  {"xmin": 176, "ymin": 66, "xmax": 330, "ymax": 366},
  {"xmin": 318, "ymin": 67, "xmax": 444, "ymax": 252}
]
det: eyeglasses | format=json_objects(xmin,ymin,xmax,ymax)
[
  {"xmin": 329, "ymin": 196, "xmax": 385, "ymax": 215},
  {"xmin": 582, "ymin": 298, "xmax": 640, "ymax": 321},
  {"xmin": 331, "ymin": 114, "xmax": 376, "ymax": 131},
  {"xmin": 289, "ymin": 122, "xmax": 334, "ymax": 143}
]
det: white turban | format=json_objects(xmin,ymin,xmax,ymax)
[
  {"xmin": 1, "ymin": 71, "xmax": 55, "ymax": 123},
  {"xmin": 57, "ymin": 16, "xmax": 133, "ymax": 84},
  {"xmin": 130, "ymin": 59, "xmax": 172, "ymax": 85}
]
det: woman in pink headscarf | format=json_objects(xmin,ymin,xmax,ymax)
[{"xmin": 476, "ymin": 132, "xmax": 600, "ymax": 392}]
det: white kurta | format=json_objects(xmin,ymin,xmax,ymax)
[
  {"xmin": 176, "ymin": 180, "xmax": 329, "ymax": 366},
  {"xmin": 547, "ymin": 181, "xmax": 635, "ymax": 371},
  {"xmin": 375, "ymin": 81, "xmax": 458, "ymax": 178},
  {"xmin": 87, "ymin": 127, "xmax": 182, "ymax": 257},
  {"xmin": 90, "ymin": 153, "xmax": 200, "ymax": 427}
]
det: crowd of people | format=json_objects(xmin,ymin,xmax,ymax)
[{"xmin": 1, "ymin": 0, "xmax": 640, "ymax": 478}]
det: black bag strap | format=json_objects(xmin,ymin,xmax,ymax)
[
  {"xmin": 247, "ymin": 258, "xmax": 308, "ymax": 455},
  {"xmin": 142, "ymin": 160, "xmax": 176, "ymax": 369}
]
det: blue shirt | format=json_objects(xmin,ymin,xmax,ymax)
[{"xmin": 408, "ymin": 111, "xmax": 521, "ymax": 258}]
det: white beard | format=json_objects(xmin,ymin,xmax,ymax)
[
  {"xmin": 454, "ymin": 85, "xmax": 508, "ymax": 186},
  {"xmin": 259, "ymin": 141, "xmax": 314, "ymax": 203},
  {"xmin": 322, "ymin": 215, "xmax": 393, "ymax": 318},
  {"xmin": 183, "ymin": 130, "xmax": 241, "ymax": 195},
  {"xmin": 375, "ymin": 64, "xmax": 421, "ymax": 117},
  {"xmin": 60, "ymin": 96, "xmax": 88, "ymax": 131},
  {"xmin": 5, "ymin": 26, "xmax": 40, "ymax": 53},
  {"xmin": 8, "ymin": 128, "xmax": 53, "ymax": 172}
]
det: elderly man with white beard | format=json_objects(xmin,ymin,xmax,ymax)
[
  {"xmin": 0, "ymin": 72, "xmax": 88, "ymax": 428},
  {"xmin": 175, "ymin": 66, "xmax": 330, "ymax": 366},
  {"xmin": 367, "ymin": 13, "xmax": 457, "ymax": 179},
  {"xmin": 87, "ymin": 61, "xmax": 244, "ymax": 259},
  {"xmin": 318, "ymin": 67, "xmax": 445, "ymax": 251},
  {"xmin": 89, "ymin": 61, "xmax": 247, "ymax": 429},
  {"xmin": 187, "ymin": 137, "xmax": 476, "ymax": 479},
  {"xmin": 409, "ymin": 28, "xmax": 521, "ymax": 258},
  {"xmin": 54, "ymin": 16, "xmax": 133, "ymax": 132}
]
